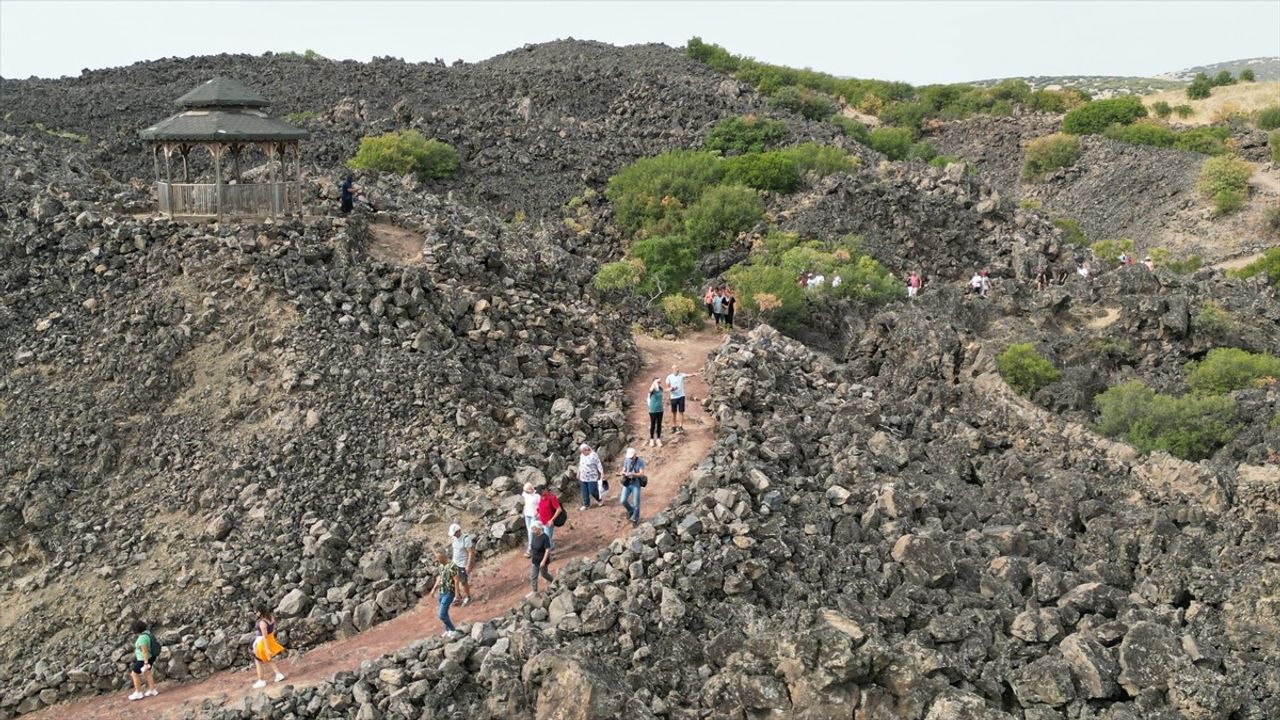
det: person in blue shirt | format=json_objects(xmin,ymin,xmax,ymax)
[
  {"xmin": 646, "ymin": 378, "xmax": 664, "ymax": 448},
  {"xmin": 619, "ymin": 448, "xmax": 645, "ymax": 525}
]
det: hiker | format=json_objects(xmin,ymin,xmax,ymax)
[
  {"xmin": 338, "ymin": 175, "xmax": 358, "ymax": 215},
  {"xmin": 537, "ymin": 485, "xmax": 564, "ymax": 548},
  {"xmin": 666, "ymin": 364, "xmax": 698, "ymax": 434},
  {"xmin": 426, "ymin": 550, "xmax": 462, "ymax": 639},
  {"xmin": 620, "ymin": 447, "xmax": 645, "ymax": 525},
  {"xmin": 711, "ymin": 290, "xmax": 724, "ymax": 326},
  {"xmin": 907, "ymin": 271, "xmax": 922, "ymax": 299},
  {"xmin": 967, "ymin": 272, "xmax": 984, "ymax": 295},
  {"xmin": 528, "ymin": 522, "xmax": 554, "ymax": 595},
  {"xmin": 1077, "ymin": 262, "xmax": 1091, "ymax": 280},
  {"xmin": 830, "ymin": 274, "xmax": 842, "ymax": 289},
  {"xmin": 448, "ymin": 523, "xmax": 475, "ymax": 606},
  {"xmin": 1143, "ymin": 255, "xmax": 1155, "ymax": 271},
  {"xmin": 979, "ymin": 269, "xmax": 991, "ymax": 297},
  {"xmin": 723, "ymin": 289, "xmax": 736, "ymax": 327},
  {"xmin": 577, "ymin": 443, "xmax": 605, "ymax": 509},
  {"xmin": 647, "ymin": 378, "xmax": 664, "ymax": 447},
  {"xmin": 127, "ymin": 620, "xmax": 158, "ymax": 701},
  {"xmin": 797, "ymin": 271, "xmax": 810, "ymax": 288},
  {"xmin": 1118, "ymin": 252, "xmax": 1129, "ymax": 268},
  {"xmin": 522, "ymin": 482, "xmax": 541, "ymax": 557},
  {"xmin": 703, "ymin": 286, "xmax": 715, "ymax": 319},
  {"xmin": 1035, "ymin": 267, "xmax": 1048, "ymax": 292},
  {"xmin": 251, "ymin": 605, "xmax": 286, "ymax": 688}
]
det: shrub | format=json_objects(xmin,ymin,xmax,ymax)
[
  {"xmin": 630, "ymin": 235, "xmax": 698, "ymax": 296},
  {"xmin": 1198, "ymin": 155, "xmax": 1252, "ymax": 216},
  {"xmin": 779, "ymin": 142, "xmax": 859, "ymax": 176},
  {"xmin": 1062, "ymin": 96, "xmax": 1148, "ymax": 135},
  {"xmin": 1152, "ymin": 101, "xmax": 1173, "ymax": 119},
  {"xmin": 1191, "ymin": 302, "xmax": 1237, "ymax": 339},
  {"xmin": 605, "ymin": 150, "xmax": 724, "ymax": 236},
  {"xmin": 868, "ymin": 126, "xmax": 914, "ymax": 160},
  {"xmin": 997, "ymin": 343, "xmax": 1061, "ymax": 396},
  {"xmin": 1187, "ymin": 74, "xmax": 1212, "ymax": 100},
  {"xmin": 703, "ymin": 116, "xmax": 788, "ymax": 155},
  {"xmin": 724, "ymin": 263, "xmax": 807, "ymax": 326},
  {"xmin": 1147, "ymin": 247, "xmax": 1202, "ymax": 274},
  {"xmin": 1213, "ymin": 70, "xmax": 1236, "ymax": 87},
  {"xmin": 683, "ymin": 184, "xmax": 764, "ymax": 252},
  {"xmin": 1095, "ymin": 380, "xmax": 1239, "ymax": 460},
  {"xmin": 348, "ymin": 130, "xmax": 460, "ymax": 180},
  {"xmin": 1173, "ymin": 126, "xmax": 1230, "ymax": 155},
  {"xmin": 929, "ymin": 154, "xmax": 959, "ymax": 168},
  {"xmin": 659, "ymin": 295, "xmax": 702, "ymax": 327},
  {"xmin": 1272, "ymin": 130, "xmax": 1280, "ymax": 164},
  {"xmin": 1186, "ymin": 348, "xmax": 1280, "ymax": 394},
  {"xmin": 831, "ymin": 116, "xmax": 871, "ymax": 144},
  {"xmin": 1241, "ymin": 68, "xmax": 1256, "ymax": 82},
  {"xmin": 686, "ymin": 37, "xmax": 739, "ymax": 73},
  {"xmin": 769, "ymin": 86, "xmax": 837, "ymax": 121},
  {"xmin": 879, "ymin": 100, "xmax": 933, "ymax": 129},
  {"xmin": 1051, "ymin": 217, "xmax": 1088, "ymax": 246},
  {"xmin": 722, "ymin": 151, "xmax": 800, "ymax": 193},
  {"xmin": 1234, "ymin": 246, "xmax": 1280, "ymax": 283},
  {"xmin": 1090, "ymin": 238, "xmax": 1134, "ymax": 264},
  {"xmin": 1026, "ymin": 88, "xmax": 1088, "ymax": 113},
  {"xmin": 1022, "ymin": 133, "xmax": 1081, "ymax": 179},
  {"xmin": 1173, "ymin": 104, "xmax": 1194, "ymax": 118},
  {"xmin": 1104, "ymin": 122, "xmax": 1177, "ymax": 148},
  {"xmin": 909, "ymin": 141, "xmax": 938, "ymax": 162},
  {"xmin": 594, "ymin": 259, "xmax": 646, "ymax": 292},
  {"xmin": 1258, "ymin": 105, "xmax": 1280, "ymax": 131}
]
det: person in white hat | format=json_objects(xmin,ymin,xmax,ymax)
[
  {"xmin": 619, "ymin": 447, "xmax": 646, "ymax": 525},
  {"xmin": 448, "ymin": 522, "xmax": 475, "ymax": 606},
  {"xmin": 577, "ymin": 443, "xmax": 605, "ymax": 510}
]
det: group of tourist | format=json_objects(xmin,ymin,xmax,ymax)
[
  {"xmin": 797, "ymin": 270, "xmax": 843, "ymax": 290},
  {"xmin": 702, "ymin": 286, "xmax": 736, "ymax": 327}
]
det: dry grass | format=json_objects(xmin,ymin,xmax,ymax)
[{"xmin": 1143, "ymin": 81, "xmax": 1280, "ymax": 126}]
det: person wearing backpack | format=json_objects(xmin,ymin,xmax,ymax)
[
  {"xmin": 619, "ymin": 447, "xmax": 646, "ymax": 525},
  {"xmin": 127, "ymin": 620, "xmax": 158, "ymax": 700},
  {"xmin": 537, "ymin": 485, "xmax": 564, "ymax": 549},
  {"xmin": 251, "ymin": 605, "xmax": 286, "ymax": 688}
]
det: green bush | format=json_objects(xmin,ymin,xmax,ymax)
[
  {"xmin": 594, "ymin": 259, "xmax": 646, "ymax": 292},
  {"xmin": 722, "ymin": 151, "xmax": 800, "ymax": 193},
  {"xmin": 1191, "ymin": 302, "xmax": 1237, "ymax": 339},
  {"xmin": 1198, "ymin": 155, "xmax": 1252, "ymax": 216},
  {"xmin": 769, "ymin": 86, "xmax": 837, "ymax": 120},
  {"xmin": 1022, "ymin": 133, "xmax": 1082, "ymax": 179},
  {"xmin": 997, "ymin": 343, "xmax": 1061, "ymax": 396},
  {"xmin": 348, "ymin": 130, "xmax": 460, "ymax": 180},
  {"xmin": 683, "ymin": 184, "xmax": 764, "ymax": 252},
  {"xmin": 1186, "ymin": 348, "xmax": 1280, "ymax": 394},
  {"xmin": 1147, "ymin": 247, "xmax": 1202, "ymax": 274},
  {"xmin": 929, "ymin": 154, "xmax": 960, "ymax": 168},
  {"xmin": 909, "ymin": 141, "xmax": 938, "ymax": 162},
  {"xmin": 1271, "ymin": 130, "xmax": 1280, "ymax": 164},
  {"xmin": 1213, "ymin": 70, "xmax": 1236, "ymax": 87},
  {"xmin": 630, "ymin": 235, "xmax": 698, "ymax": 295},
  {"xmin": 605, "ymin": 150, "xmax": 724, "ymax": 236},
  {"xmin": 1051, "ymin": 217, "xmax": 1088, "ymax": 246},
  {"xmin": 1095, "ymin": 380, "xmax": 1239, "ymax": 460},
  {"xmin": 1241, "ymin": 68, "xmax": 1256, "ymax": 82},
  {"xmin": 659, "ymin": 295, "xmax": 703, "ymax": 327},
  {"xmin": 1187, "ymin": 74, "xmax": 1212, "ymax": 100},
  {"xmin": 879, "ymin": 99, "xmax": 933, "ymax": 129},
  {"xmin": 1026, "ymin": 88, "xmax": 1089, "ymax": 113},
  {"xmin": 703, "ymin": 116, "xmax": 788, "ymax": 155},
  {"xmin": 1173, "ymin": 104, "xmax": 1194, "ymax": 118},
  {"xmin": 724, "ymin": 263, "xmax": 807, "ymax": 326},
  {"xmin": 1173, "ymin": 126, "xmax": 1230, "ymax": 155},
  {"xmin": 1152, "ymin": 101, "xmax": 1173, "ymax": 119},
  {"xmin": 1258, "ymin": 105, "xmax": 1280, "ymax": 131},
  {"xmin": 779, "ymin": 142, "xmax": 859, "ymax": 176},
  {"xmin": 1104, "ymin": 122, "xmax": 1177, "ymax": 148},
  {"xmin": 1233, "ymin": 246, "xmax": 1280, "ymax": 283},
  {"xmin": 831, "ymin": 116, "xmax": 871, "ymax": 144},
  {"xmin": 685, "ymin": 37, "xmax": 739, "ymax": 73},
  {"xmin": 868, "ymin": 127, "xmax": 914, "ymax": 160},
  {"xmin": 1062, "ymin": 96, "xmax": 1148, "ymax": 135},
  {"xmin": 1090, "ymin": 238, "xmax": 1134, "ymax": 264}
]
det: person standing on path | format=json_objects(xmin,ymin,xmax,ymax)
[
  {"xmin": 666, "ymin": 365, "xmax": 698, "ymax": 434},
  {"xmin": 521, "ymin": 482, "xmax": 541, "ymax": 557},
  {"xmin": 907, "ymin": 270, "xmax": 922, "ymax": 299},
  {"xmin": 448, "ymin": 523, "xmax": 475, "ymax": 606},
  {"xmin": 711, "ymin": 290, "xmax": 724, "ymax": 326},
  {"xmin": 537, "ymin": 486, "xmax": 564, "ymax": 548},
  {"xmin": 620, "ymin": 448, "xmax": 645, "ymax": 525},
  {"xmin": 338, "ymin": 175, "xmax": 358, "ymax": 215},
  {"xmin": 577, "ymin": 443, "xmax": 605, "ymax": 510},
  {"xmin": 723, "ymin": 290, "xmax": 736, "ymax": 327},
  {"xmin": 527, "ymin": 522, "xmax": 554, "ymax": 596},
  {"xmin": 647, "ymin": 379, "xmax": 664, "ymax": 448},
  {"xmin": 127, "ymin": 620, "xmax": 158, "ymax": 701},
  {"xmin": 251, "ymin": 605, "xmax": 286, "ymax": 689},
  {"xmin": 426, "ymin": 550, "xmax": 462, "ymax": 639},
  {"xmin": 703, "ymin": 286, "xmax": 716, "ymax": 320}
]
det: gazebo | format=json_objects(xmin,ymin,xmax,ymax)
[{"xmin": 140, "ymin": 77, "xmax": 308, "ymax": 220}]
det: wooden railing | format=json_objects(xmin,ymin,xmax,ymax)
[{"xmin": 156, "ymin": 182, "xmax": 301, "ymax": 217}]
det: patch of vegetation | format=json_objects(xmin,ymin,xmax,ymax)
[
  {"xmin": 1152, "ymin": 101, "xmax": 1173, "ymax": 119},
  {"xmin": 1256, "ymin": 105, "xmax": 1280, "ymax": 131},
  {"xmin": 1173, "ymin": 104, "xmax": 1194, "ymax": 119},
  {"xmin": 831, "ymin": 116, "xmax": 871, "ymax": 144},
  {"xmin": 868, "ymin": 126, "xmax": 914, "ymax": 160},
  {"xmin": 1198, "ymin": 155, "xmax": 1253, "ymax": 216},
  {"xmin": 1102, "ymin": 122, "xmax": 1230, "ymax": 155},
  {"xmin": 1148, "ymin": 247, "xmax": 1202, "ymax": 274},
  {"xmin": 722, "ymin": 151, "xmax": 800, "ymax": 193},
  {"xmin": 1062, "ymin": 96, "xmax": 1148, "ymax": 135},
  {"xmin": 769, "ymin": 85, "xmax": 838, "ymax": 120},
  {"xmin": 1191, "ymin": 301, "xmax": 1237, "ymax": 340},
  {"xmin": 1018, "ymin": 198, "xmax": 1044, "ymax": 210},
  {"xmin": 780, "ymin": 142, "xmax": 860, "ymax": 176},
  {"xmin": 929, "ymin": 154, "xmax": 960, "ymax": 168},
  {"xmin": 605, "ymin": 150, "xmax": 724, "ymax": 237},
  {"xmin": 1095, "ymin": 380, "xmax": 1239, "ymax": 460},
  {"xmin": 1186, "ymin": 74, "xmax": 1213, "ymax": 100},
  {"xmin": 594, "ymin": 258, "xmax": 646, "ymax": 292},
  {"xmin": 997, "ymin": 343, "xmax": 1061, "ymax": 396},
  {"xmin": 1270, "ymin": 129, "xmax": 1280, "ymax": 164},
  {"xmin": 1051, "ymin": 217, "xmax": 1088, "ymax": 246},
  {"xmin": 348, "ymin": 130, "xmax": 459, "ymax": 180},
  {"xmin": 282, "ymin": 111, "xmax": 321, "ymax": 124},
  {"xmin": 703, "ymin": 116, "xmax": 788, "ymax": 155},
  {"xmin": 1022, "ymin": 133, "xmax": 1081, "ymax": 180},
  {"xmin": 1187, "ymin": 348, "xmax": 1280, "ymax": 394},
  {"xmin": 1233, "ymin": 246, "xmax": 1280, "ymax": 283},
  {"xmin": 683, "ymin": 184, "xmax": 764, "ymax": 252},
  {"xmin": 659, "ymin": 295, "xmax": 703, "ymax": 327},
  {"xmin": 630, "ymin": 235, "xmax": 698, "ymax": 297},
  {"xmin": 34, "ymin": 123, "xmax": 89, "ymax": 143},
  {"xmin": 1090, "ymin": 238, "xmax": 1134, "ymax": 264}
]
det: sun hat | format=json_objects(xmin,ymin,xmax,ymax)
[
  {"xmin": 448, "ymin": 523, "xmax": 461, "ymax": 536},
  {"xmin": 625, "ymin": 448, "xmax": 636, "ymax": 458}
]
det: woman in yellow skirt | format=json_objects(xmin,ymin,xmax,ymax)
[{"xmin": 251, "ymin": 604, "xmax": 286, "ymax": 688}]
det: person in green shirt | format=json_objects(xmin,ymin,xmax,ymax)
[
  {"xmin": 646, "ymin": 378, "xmax": 664, "ymax": 448},
  {"xmin": 127, "ymin": 620, "xmax": 157, "ymax": 700},
  {"xmin": 426, "ymin": 551, "xmax": 463, "ymax": 639}
]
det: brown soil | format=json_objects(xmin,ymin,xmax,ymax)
[
  {"xmin": 365, "ymin": 223, "xmax": 425, "ymax": 265},
  {"xmin": 33, "ymin": 329, "xmax": 725, "ymax": 720}
]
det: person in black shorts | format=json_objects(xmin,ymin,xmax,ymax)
[{"xmin": 665, "ymin": 365, "xmax": 698, "ymax": 433}]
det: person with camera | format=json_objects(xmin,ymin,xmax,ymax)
[{"xmin": 619, "ymin": 447, "xmax": 646, "ymax": 525}]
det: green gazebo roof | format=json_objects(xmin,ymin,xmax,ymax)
[
  {"xmin": 140, "ymin": 108, "xmax": 309, "ymax": 142},
  {"xmin": 175, "ymin": 76, "xmax": 269, "ymax": 108}
]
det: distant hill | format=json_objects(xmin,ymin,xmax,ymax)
[
  {"xmin": 1157, "ymin": 57, "xmax": 1280, "ymax": 83},
  {"xmin": 968, "ymin": 75, "xmax": 1182, "ymax": 98}
]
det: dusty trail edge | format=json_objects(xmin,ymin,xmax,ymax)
[{"xmin": 38, "ymin": 329, "xmax": 726, "ymax": 720}]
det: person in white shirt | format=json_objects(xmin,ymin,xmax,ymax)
[
  {"xmin": 665, "ymin": 365, "xmax": 698, "ymax": 434},
  {"xmin": 521, "ymin": 482, "xmax": 540, "ymax": 557},
  {"xmin": 576, "ymin": 443, "xmax": 605, "ymax": 510}
]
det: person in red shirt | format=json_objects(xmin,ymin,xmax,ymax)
[{"xmin": 537, "ymin": 486, "xmax": 564, "ymax": 549}]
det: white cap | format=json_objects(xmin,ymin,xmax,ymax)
[
  {"xmin": 625, "ymin": 448, "xmax": 636, "ymax": 458},
  {"xmin": 448, "ymin": 523, "xmax": 461, "ymax": 536},
  {"xmin": 579, "ymin": 443, "xmax": 590, "ymax": 451}
]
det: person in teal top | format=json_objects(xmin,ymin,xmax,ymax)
[
  {"xmin": 646, "ymin": 378, "xmax": 664, "ymax": 447},
  {"xmin": 127, "ymin": 620, "xmax": 157, "ymax": 701}
]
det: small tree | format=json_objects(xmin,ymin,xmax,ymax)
[
  {"xmin": 1186, "ymin": 74, "xmax": 1212, "ymax": 100},
  {"xmin": 631, "ymin": 235, "xmax": 698, "ymax": 298},
  {"xmin": 605, "ymin": 150, "xmax": 724, "ymax": 236},
  {"xmin": 1022, "ymin": 133, "xmax": 1081, "ymax": 179},
  {"xmin": 1152, "ymin": 100, "xmax": 1173, "ymax": 119},
  {"xmin": 1212, "ymin": 70, "xmax": 1236, "ymax": 87},
  {"xmin": 348, "ymin": 130, "xmax": 460, "ymax": 180},
  {"xmin": 1198, "ymin": 155, "xmax": 1253, "ymax": 216},
  {"xmin": 683, "ymin": 184, "xmax": 764, "ymax": 252},
  {"xmin": 1256, "ymin": 105, "xmax": 1280, "ymax": 131},
  {"xmin": 1240, "ymin": 68, "xmax": 1256, "ymax": 82},
  {"xmin": 997, "ymin": 343, "xmax": 1061, "ymax": 396}
]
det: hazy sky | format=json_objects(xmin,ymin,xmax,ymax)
[{"xmin": 2, "ymin": 1, "xmax": 1278, "ymax": 84}]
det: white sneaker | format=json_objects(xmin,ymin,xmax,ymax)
[
  {"xmin": 274, "ymin": 673, "xmax": 285, "ymax": 683},
  {"xmin": 128, "ymin": 691, "xmax": 144, "ymax": 701},
  {"xmin": 144, "ymin": 689, "xmax": 158, "ymax": 697},
  {"xmin": 580, "ymin": 505, "xmax": 589, "ymax": 511},
  {"xmin": 443, "ymin": 630, "xmax": 461, "ymax": 639},
  {"xmin": 252, "ymin": 679, "xmax": 267, "ymax": 689}
]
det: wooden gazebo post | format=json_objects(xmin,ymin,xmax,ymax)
[{"xmin": 213, "ymin": 144, "xmax": 224, "ymax": 221}]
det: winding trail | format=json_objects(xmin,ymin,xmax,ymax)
[{"xmin": 35, "ymin": 330, "xmax": 726, "ymax": 720}]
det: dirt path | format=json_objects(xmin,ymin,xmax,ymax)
[
  {"xmin": 1210, "ymin": 248, "xmax": 1273, "ymax": 272},
  {"xmin": 35, "ymin": 330, "xmax": 725, "ymax": 720}
]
